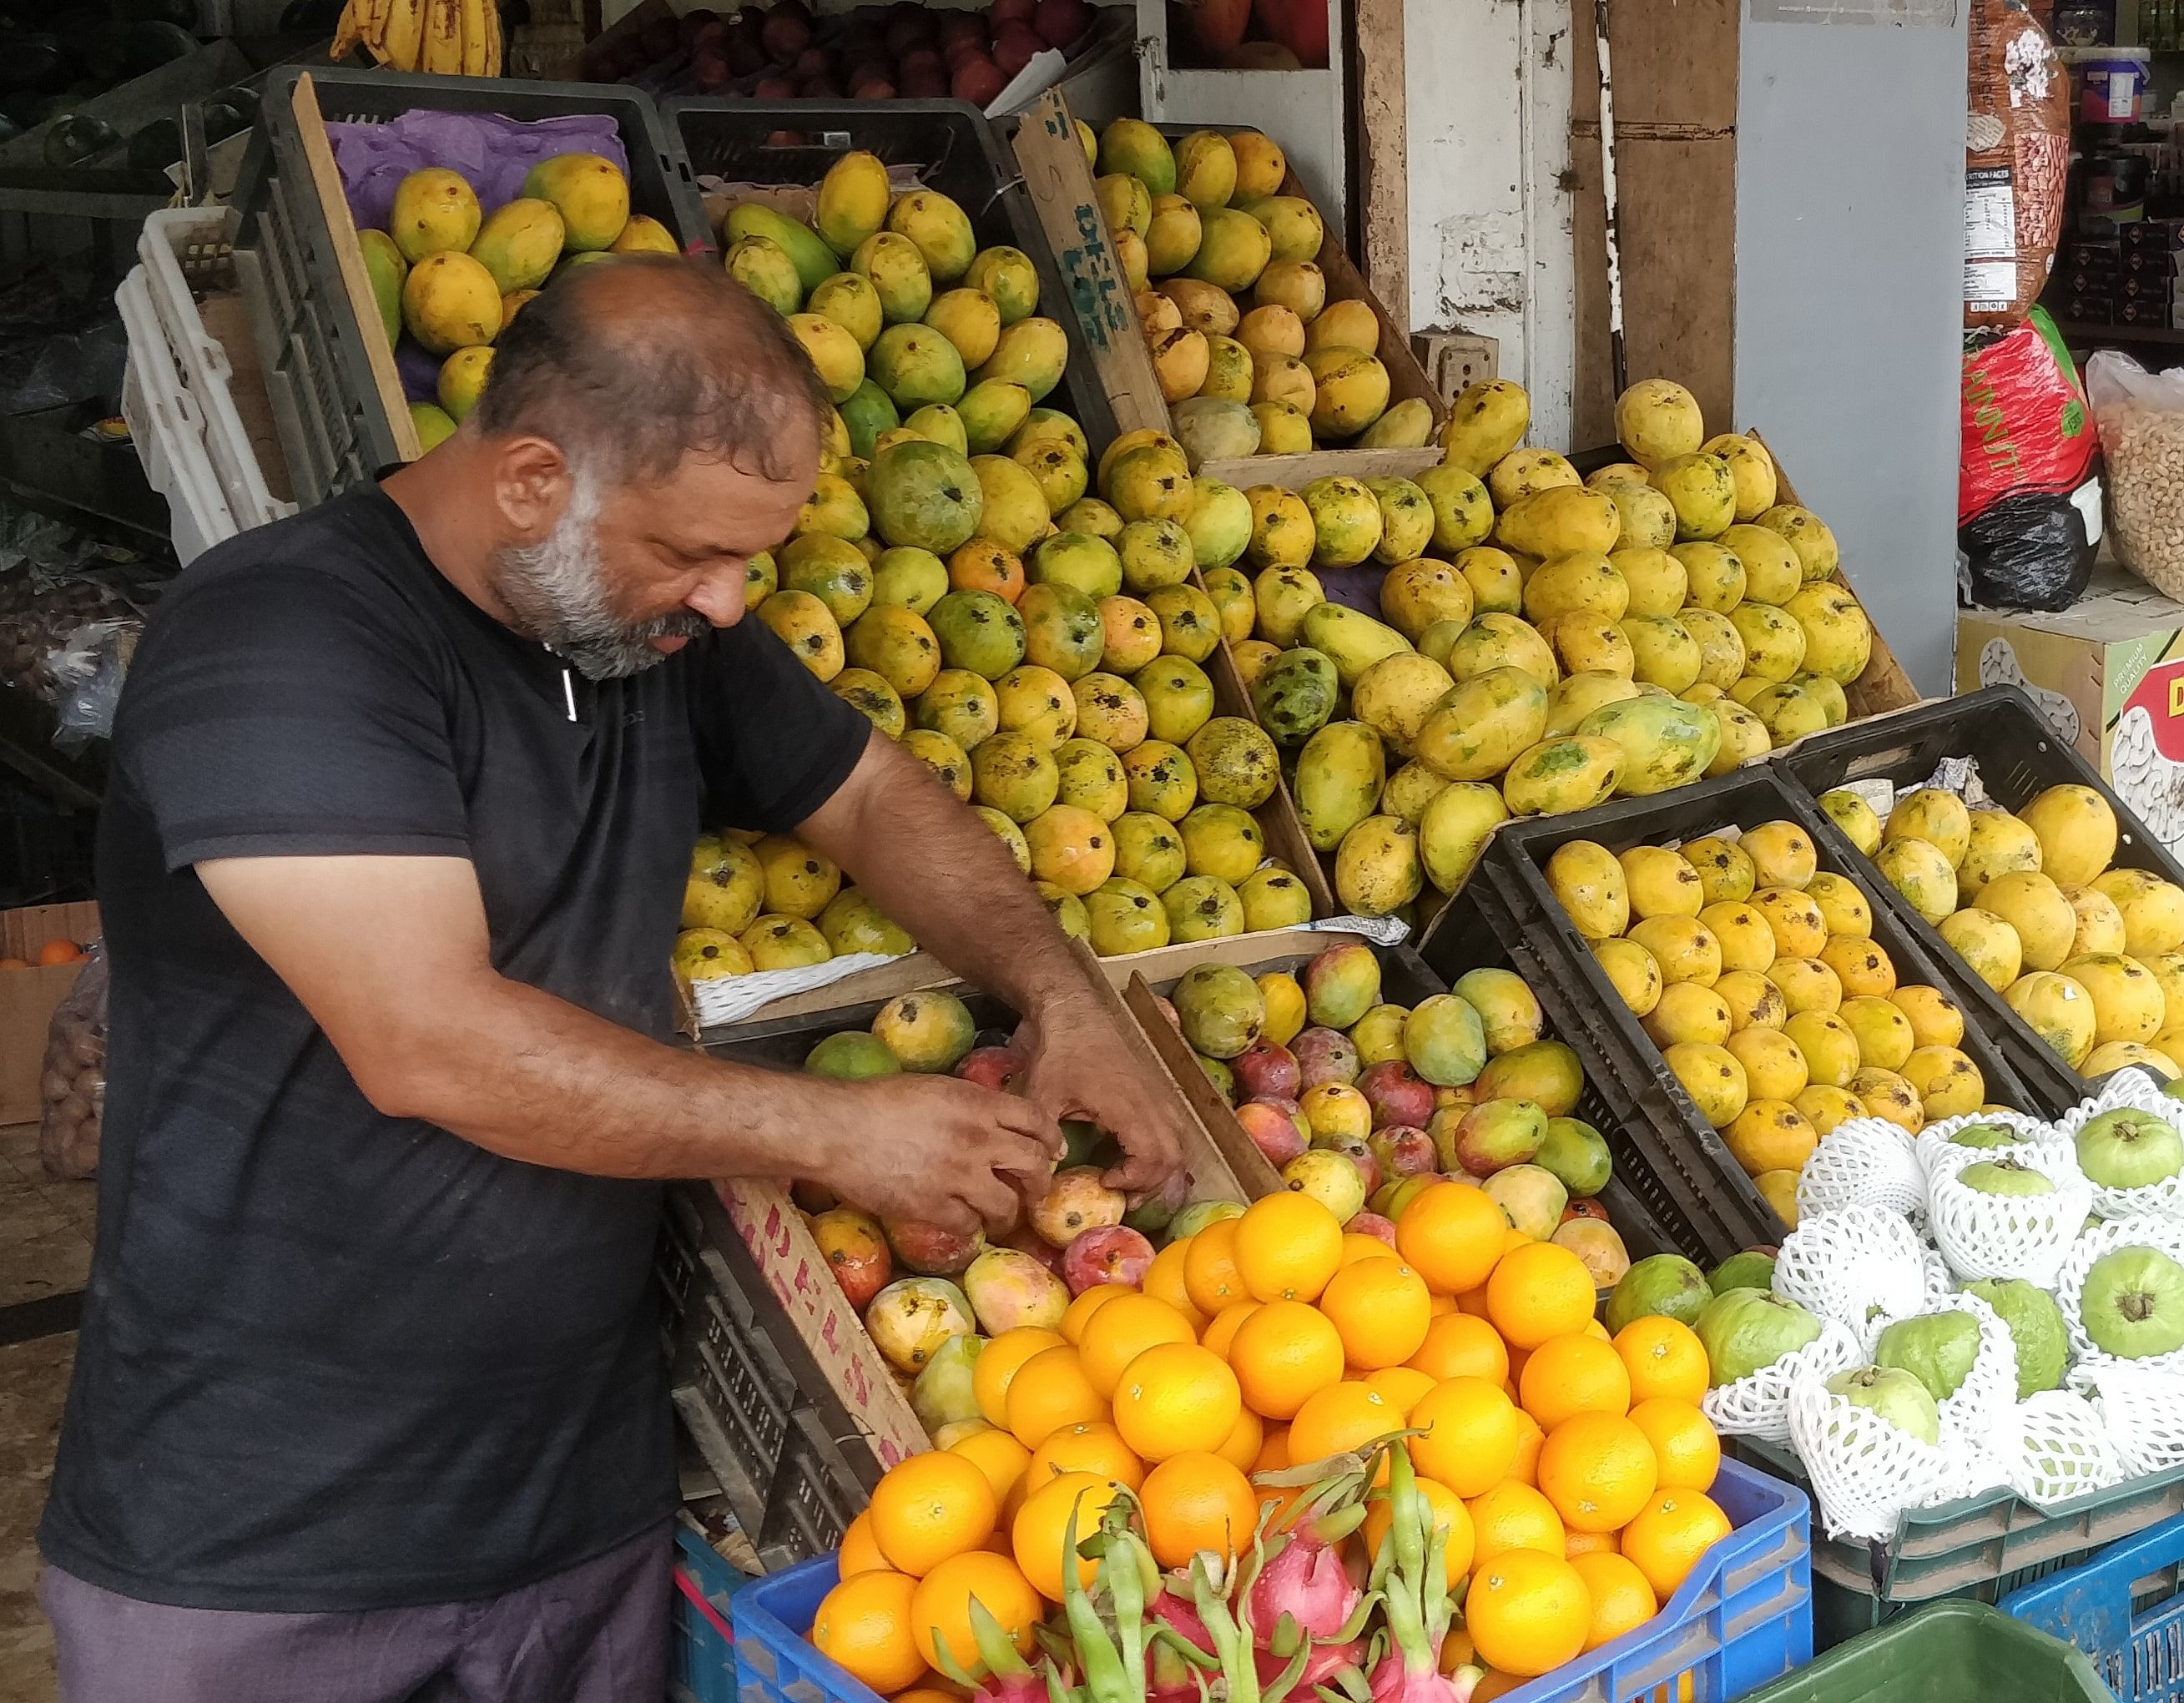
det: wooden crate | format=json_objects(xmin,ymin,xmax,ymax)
[{"xmin": 0, "ymin": 901, "xmax": 100, "ymax": 1126}]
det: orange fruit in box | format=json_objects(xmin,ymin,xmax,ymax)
[
  {"xmin": 838, "ymin": 1510, "xmax": 888, "ymax": 1577},
  {"xmin": 1466, "ymin": 1480, "xmax": 1566, "ymax": 1562},
  {"xmin": 1062, "ymin": 1284, "xmax": 1130, "ymax": 1343},
  {"xmin": 1364, "ymin": 1364, "xmax": 1437, "ymax": 1418},
  {"xmin": 1077, "ymin": 1293, "xmax": 1195, "ymax": 1398},
  {"xmin": 1112, "ymin": 1342, "xmax": 1241, "ymax": 1461},
  {"xmin": 1200, "ymin": 1299, "xmax": 1260, "ymax": 1358},
  {"xmin": 1012, "ymin": 1471, "xmax": 1123, "ymax": 1602},
  {"xmin": 910, "ymin": 1550, "xmax": 1042, "ymax": 1673},
  {"xmin": 1229, "ymin": 1300, "xmax": 1344, "ymax": 1420},
  {"xmin": 1520, "ymin": 1333, "xmax": 1632, "ymax": 1429},
  {"xmin": 1234, "ymin": 1192, "xmax": 1344, "ymax": 1302},
  {"xmin": 1143, "ymin": 1240, "xmax": 1206, "ymax": 1331},
  {"xmin": 1620, "ymin": 1488, "xmax": 1733, "ymax": 1600},
  {"xmin": 1628, "ymin": 1398, "xmax": 1720, "ymax": 1491},
  {"xmin": 1215, "ymin": 1403, "xmax": 1263, "ymax": 1471},
  {"xmin": 1571, "ymin": 1551, "xmax": 1658, "ymax": 1651},
  {"xmin": 1025, "ymin": 1420, "xmax": 1142, "ymax": 1491},
  {"xmin": 1005, "ymin": 1346, "xmax": 1107, "ymax": 1449},
  {"xmin": 948, "ymin": 1427, "xmax": 1031, "ymax": 1506},
  {"xmin": 1564, "ymin": 1528, "xmax": 1619, "ymax": 1559},
  {"xmin": 1486, "ymin": 1242, "xmax": 1596, "ymax": 1349},
  {"xmin": 1407, "ymin": 1312, "xmax": 1510, "ymax": 1386},
  {"xmin": 1464, "ymin": 1548, "xmax": 1591, "ymax": 1678},
  {"xmin": 1614, "ymin": 1317, "xmax": 1710, "ymax": 1406},
  {"xmin": 1317, "ymin": 1257, "xmax": 1432, "ymax": 1369},
  {"xmin": 1286, "ymin": 1379, "xmax": 1401, "ymax": 1470},
  {"xmin": 810, "ymin": 1568, "xmax": 926, "ymax": 1694},
  {"xmin": 1537, "ymin": 1412, "xmax": 1659, "ymax": 1533},
  {"xmin": 1407, "ymin": 1376, "xmax": 1520, "ymax": 1497},
  {"xmin": 1183, "ymin": 1220, "xmax": 1247, "ymax": 1316},
  {"xmin": 1395, "ymin": 1182, "xmax": 1506, "ymax": 1295},
  {"xmin": 1141, "ymin": 1451, "xmax": 1258, "ymax": 1567},
  {"xmin": 870, "ymin": 1452, "xmax": 996, "ymax": 1577},
  {"xmin": 976, "ymin": 1327, "xmax": 1067, "ymax": 1426},
  {"xmin": 1508, "ymin": 1411, "xmax": 1546, "ymax": 1487},
  {"xmin": 35, "ymin": 939, "xmax": 83, "ymax": 967},
  {"xmin": 1341, "ymin": 1232, "xmax": 1400, "ymax": 1265}
]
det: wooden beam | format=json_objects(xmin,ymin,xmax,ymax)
[{"xmin": 1351, "ymin": 0, "xmax": 1410, "ymax": 334}]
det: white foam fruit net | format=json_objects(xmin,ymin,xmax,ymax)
[
  {"xmin": 1928, "ymin": 1146, "xmax": 2095, "ymax": 1287},
  {"xmin": 1925, "ymin": 1290, "xmax": 2023, "ymax": 1446},
  {"xmin": 2071, "ymin": 1363, "xmax": 2184, "ymax": 1479},
  {"xmin": 1998, "ymin": 1389, "xmax": 2125, "ymax": 1509},
  {"xmin": 2050, "ymin": 1069, "xmax": 2184, "ymax": 1222},
  {"xmin": 2056, "ymin": 1214, "xmax": 2184, "ymax": 1376},
  {"xmin": 1784, "ymin": 1369, "xmax": 1956, "ymax": 1542},
  {"xmin": 1796, "ymin": 1118, "xmax": 1927, "ymax": 1222},
  {"xmin": 1773, "ymin": 1206, "xmax": 1937, "ymax": 1351},
  {"xmin": 1912, "ymin": 1108, "xmax": 2055, "ymax": 1184},
  {"xmin": 1702, "ymin": 1318, "xmax": 1864, "ymax": 1444}
]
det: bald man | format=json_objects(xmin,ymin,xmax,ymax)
[{"xmin": 38, "ymin": 257, "xmax": 1191, "ymax": 1703}]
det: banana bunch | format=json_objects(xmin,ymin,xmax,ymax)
[{"xmin": 333, "ymin": 0, "xmax": 502, "ymax": 77}]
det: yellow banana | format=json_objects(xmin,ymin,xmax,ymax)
[
  {"xmin": 354, "ymin": 0, "xmax": 396, "ymax": 57},
  {"xmin": 421, "ymin": 0, "xmax": 464, "ymax": 73},
  {"xmin": 382, "ymin": 0, "xmax": 426, "ymax": 68},
  {"xmin": 330, "ymin": 0, "xmax": 361, "ymax": 59},
  {"xmin": 482, "ymin": 3, "xmax": 502, "ymax": 76},
  {"xmin": 459, "ymin": 0, "xmax": 488, "ymax": 75}
]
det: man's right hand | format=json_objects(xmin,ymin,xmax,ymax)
[{"xmin": 812, "ymin": 1074, "xmax": 1063, "ymax": 1236}]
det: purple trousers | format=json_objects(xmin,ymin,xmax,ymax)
[{"xmin": 40, "ymin": 1522, "xmax": 672, "ymax": 1703}]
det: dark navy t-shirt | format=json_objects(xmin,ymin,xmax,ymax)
[{"xmin": 38, "ymin": 487, "xmax": 869, "ymax": 1611}]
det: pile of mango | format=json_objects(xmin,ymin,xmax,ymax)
[
  {"xmin": 1198, "ymin": 376, "xmax": 1877, "ymax": 923},
  {"xmin": 1833, "ymin": 781, "xmax": 2184, "ymax": 1077},
  {"xmin": 1546, "ymin": 817, "xmax": 1992, "ymax": 1225},
  {"xmin": 678, "ymin": 828, "xmax": 912, "ymax": 981},
  {"xmin": 1092, "ymin": 118, "xmax": 1431, "ymax": 456},
  {"xmin": 357, "ymin": 153, "xmax": 678, "ymax": 447}
]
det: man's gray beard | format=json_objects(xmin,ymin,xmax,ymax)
[{"xmin": 492, "ymin": 476, "xmax": 709, "ymax": 681}]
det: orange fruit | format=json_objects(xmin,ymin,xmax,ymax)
[
  {"xmin": 1025, "ymin": 1420, "xmax": 1143, "ymax": 1491},
  {"xmin": 1508, "ymin": 1411, "xmax": 1545, "ymax": 1487},
  {"xmin": 1141, "ymin": 1452, "xmax": 1259, "ymax": 1566},
  {"xmin": 1455, "ymin": 1285, "xmax": 1492, "ymax": 1319},
  {"xmin": 1062, "ymin": 1284, "xmax": 1131, "ymax": 1343},
  {"xmin": 1318, "ymin": 1257, "xmax": 1432, "ymax": 1370},
  {"xmin": 1287, "ymin": 1379, "xmax": 1402, "ymax": 1469},
  {"xmin": 1342, "ymin": 1232, "xmax": 1400, "ymax": 1265},
  {"xmin": 1466, "ymin": 1480, "xmax": 1566, "ymax": 1563},
  {"xmin": 1079, "ymin": 1293, "xmax": 1197, "ymax": 1398},
  {"xmin": 976, "ymin": 1327, "xmax": 1067, "ymax": 1426},
  {"xmin": 1112, "ymin": 1342, "xmax": 1243, "ymax": 1461},
  {"xmin": 949, "ymin": 1427, "xmax": 1032, "ymax": 1506},
  {"xmin": 1201, "ymin": 1300, "xmax": 1262, "ymax": 1358},
  {"xmin": 1620, "ymin": 1489, "xmax": 1733, "ymax": 1601},
  {"xmin": 1486, "ymin": 1242, "xmax": 1596, "ymax": 1349},
  {"xmin": 1364, "ymin": 1365, "xmax": 1437, "ymax": 1418},
  {"xmin": 1408, "ymin": 1313, "xmax": 1511, "ymax": 1386},
  {"xmin": 1234, "ymin": 1192, "xmax": 1345, "ymax": 1302},
  {"xmin": 1396, "ymin": 1182, "xmax": 1507, "ymax": 1295},
  {"xmin": 1006, "ymin": 1345, "xmax": 1108, "ymax": 1449},
  {"xmin": 1571, "ymin": 1551, "xmax": 1658, "ymax": 1651},
  {"xmin": 1255, "ymin": 1424, "xmax": 1290, "ymax": 1472},
  {"xmin": 870, "ymin": 1452, "xmax": 998, "ymax": 1576},
  {"xmin": 898, "ymin": 1688, "xmax": 960, "ymax": 1703},
  {"xmin": 34, "ymin": 939, "xmax": 83, "ymax": 968},
  {"xmin": 810, "ymin": 1568, "xmax": 927, "ymax": 1693},
  {"xmin": 1628, "ymin": 1398, "xmax": 1720, "ymax": 1491},
  {"xmin": 1473, "ymin": 1675, "xmax": 1529, "ymax": 1702},
  {"xmin": 1144, "ymin": 1240, "xmax": 1208, "ymax": 1333},
  {"xmin": 1215, "ymin": 1403, "xmax": 1265, "ymax": 1471},
  {"xmin": 840, "ymin": 1510, "xmax": 889, "ymax": 1576},
  {"xmin": 1537, "ymin": 1412, "xmax": 1659, "ymax": 1533},
  {"xmin": 1614, "ymin": 1318, "xmax": 1709, "ymax": 1406},
  {"xmin": 910, "ymin": 1549, "xmax": 1043, "ymax": 1673},
  {"xmin": 1408, "ymin": 1377, "xmax": 1520, "ymax": 1497},
  {"xmin": 1184, "ymin": 1220, "xmax": 1247, "ymax": 1316},
  {"xmin": 1012, "ymin": 1471, "xmax": 1123, "ymax": 1602},
  {"xmin": 1565, "ymin": 1528, "xmax": 1619, "ymax": 1558},
  {"xmin": 1229, "ymin": 1300, "xmax": 1345, "ymax": 1420},
  {"xmin": 1362, "ymin": 1473, "xmax": 1474, "ymax": 1586},
  {"xmin": 1520, "ymin": 1333, "xmax": 1632, "ymax": 1429},
  {"xmin": 1464, "ymin": 1548, "xmax": 1591, "ymax": 1678}
]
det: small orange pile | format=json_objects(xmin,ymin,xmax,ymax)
[{"xmin": 809, "ymin": 1181, "xmax": 1734, "ymax": 1699}]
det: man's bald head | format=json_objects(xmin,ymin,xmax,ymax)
[{"xmin": 469, "ymin": 254, "xmax": 830, "ymax": 486}]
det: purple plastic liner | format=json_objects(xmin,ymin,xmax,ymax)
[{"xmin": 328, "ymin": 109, "xmax": 628, "ymax": 238}]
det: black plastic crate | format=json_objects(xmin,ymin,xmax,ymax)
[
  {"xmin": 229, "ymin": 67, "xmax": 711, "ymax": 508},
  {"xmin": 657, "ymin": 1183, "xmax": 883, "ymax": 1572},
  {"xmin": 1435, "ymin": 763, "xmax": 2041, "ymax": 1262},
  {"xmin": 1778, "ymin": 684, "xmax": 2184, "ymax": 1109},
  {"xmin": 663, "ymin": 97, "xmax": 1119, "ymax": 452}
]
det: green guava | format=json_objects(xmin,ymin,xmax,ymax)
[
  {"xmin": 1947, "ymin": 1121, "xmax": 2022, "ymax": 1150},
  {"xmin": 1709, "ymin": 1250, "xmax": 1778, "ymax": 1296},
  {"xmin": 1957, "ymin": 1158, "xmax": 2055, "ymax": 1197},
  {"xmin": 1826, "ymin": 1365, "xmax": 1941, "ymax": 1445},
  {"xmin": 2076, "ymin": 1109, "xmax": 2184, "ymax": 1190},
  {"xmin": 1964, "ymin": 1278, "xmax": 2069, "ymax": 1398},
  {"xmin": 1697, "ymin": 1287, "xmax": 1823, "ymax": 1385},
  {"xmin": 1606, "ymin": 1253, "xmax": 1712, "ymax": 1334},
  {"xmin": 910, "ymin": 1332, "xmax": 986, "ymax": 1432},
  {"xmin": 1874, "ymin": 1312, "xmax": 1982, "ymax": 1401},
  {"xmin": 2081, "ymin": 1246, "xmax": 2184, "ymax": 1360}
]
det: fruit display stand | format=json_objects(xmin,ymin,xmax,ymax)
[
  {"xmin": 228, "ymin": 68, "xmax": 710, "ymax": 507},
  {"xmin": 1438, "ymin": 764, "xmax": 2045, "ymax": 1259},
  {"xmin": 2001, "ymin": 1498, "xmax": 2184, "ymax": 1701},
  {"xmin": 731, "ymin": 1456, "xmax": 1813, "ymax": 1703},
  {"xmin": 1730, "ymin": 1598, "xmax": 2111, "ymax": 1703},
  {"xmin": 1733, "ymin": 1434, "xmax": 2184, "ymax": 1653},
  {"xmin": 1779, "ymin": 683, "xmax": 2184, "ymax": 1111}
]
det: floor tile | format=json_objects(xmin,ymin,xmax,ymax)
[{"xmin": 0, "ymin": 1332, "xmax": 73, "ymax": 1703}]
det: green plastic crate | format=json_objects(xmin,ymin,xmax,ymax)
[{"xmin": 1733, "ymin": 1599, "xmax": 2109, "ymax": 1703}]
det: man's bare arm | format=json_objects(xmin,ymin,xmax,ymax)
[
  {"xmin": 795, "ymin": 736, "xmax": 1193, "ymax": 1190},
  {"xmin": 196, "ymin": 853, "xmax": 1057, "ymax": 1231}
]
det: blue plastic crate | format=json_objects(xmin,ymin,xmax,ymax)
[
  {"xmin": 733, "ymin": 1459, "xmax": 1810, "ymax": 1703},
  {"xmin": 670, "ymin": 1523, "xmax": 745, "ymax": 1703},
  {"xmin": 2003, "ymin": 1504, "xmax": 2184, "ymax": 1703}
]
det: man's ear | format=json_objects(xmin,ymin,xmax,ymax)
[{"xmin": 491, "ymin": 436, "xmax": 575, "ymax": 541}]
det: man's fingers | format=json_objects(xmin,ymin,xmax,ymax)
[
  {"xmin": 957, "ymin": 1168, "xmax": 1025, "ymax": 1231},
  {"xmin": 984, "ymin": 1091, "xmax": 1066, "ymax": 1156},
  {"xmin": 977, "ymin": 1127, "xmax": 1060, "ymax": 1182}
]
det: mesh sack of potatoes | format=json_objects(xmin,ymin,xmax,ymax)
[
  {"xmin": 2088, "ymin": 349, "xmax": 2184, "ymax": 602},
  {"xmin": 38, "ymin": 944, "xmax": 105, "ymax": 1181}
]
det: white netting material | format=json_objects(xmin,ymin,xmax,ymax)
[
  {"xmin": 1773, "ymin": 1207, "xmax": 1934, "ymax": 1351},
  {"xmin": 1921, "ymin": 1290, "xmax": 2023, "ymax": 1446},
  {"xmin": 2000, "ymin": 1389, "xmax": 2126, "ymax": 1509},
  {"xmin": 2050, "ymin": 1070, "xmax": 2184, "ymax": 1221},
  {"xmin": 1927, "ymin": 1146, "xmax": 2095, "ymax": 1286},
  {"xmin": 2071, "ymin": 1363, "xmax": 2184, "ymax": 1478},
  {"xmin": 1702, "ymin": 1318, "xmax": 1864, "ymax": 1444},
  {"xmin": 2055, "ymin": 1215, "xmax": 2184, "ymax": 1376},
  {"xmin": 1796, "ymin": 1119, "xmax": 1928, "ymax": 1222},
  {"xmin": 1914, "ymin": 1108, "xmax": 2058, "ymax": 1185},
  {"xmin": 1924, "ymin": 1246, "xmax": 1957, "ymax": 1307},
  {"xmin": 1784, "ymin": 1369, "xmax": 1955, "ymax": 1542}
]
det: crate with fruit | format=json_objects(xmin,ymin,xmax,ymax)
[
  {"xmin": 734, "ymin": 1178, "xmax": 1810, "ymax": 1703},
  {"xmin": 1783, "ymin": 684, "xmax": 2184, "ymax": 1110},
  {"xmin": 1450, "ymin": 765, "xmax": 2045, "ymax": 1251}
]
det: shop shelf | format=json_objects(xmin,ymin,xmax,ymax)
[
  {"xmin": 1733, "ymin": 1598, "xmax": 2110, "ymax": 1703},
  {"xmin": 2002, "ymin": 1500, "xmax": 2184, "ymax": 1703},
  {"xmin": 1778, "ymin": 683, "xmax": 2184, "ymax": 1110}
]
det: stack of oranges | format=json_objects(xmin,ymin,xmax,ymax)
[{"xmin": 808, "ymin": 1178, "xmax": 1731, "ymax": 1701}]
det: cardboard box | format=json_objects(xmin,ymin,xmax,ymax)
[
  {"xmin": 0, "ymin": 902, "xmax": 101, "ymax": 1126},
  {"xmin": 1957, "ymin": 565, "xmax": 2184, "ymax": 850}
]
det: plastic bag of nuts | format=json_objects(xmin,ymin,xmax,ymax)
[
  {"xmin": 2087, "ymin": 349, "xmax": 2184, "ymax": 602},
  {"xmin": 38, "ymin": 942, "xmax": 104, "ymax": 1180}
]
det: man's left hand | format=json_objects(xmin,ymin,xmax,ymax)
[{"xmin": 1013, "ymin": 990, "xmax": 1190, "ymax": 1193}]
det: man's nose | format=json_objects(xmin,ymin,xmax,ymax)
[{"xmin": 684, "ymin": 568, "xmax": 748, "ymax": 627}]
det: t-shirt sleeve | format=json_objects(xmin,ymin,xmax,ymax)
[
  {"xmin": 118, "ymin": 562, "xmax": 468, "ymax": 871},
  {"xmin": 689, "ymin": 617, "xmax": 872, "ymax": 832}
]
